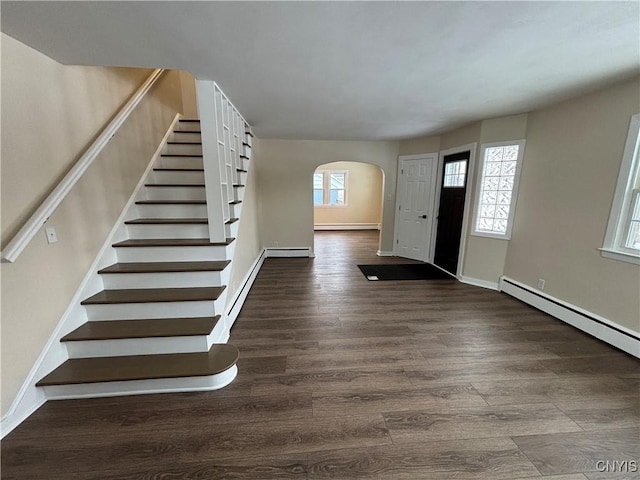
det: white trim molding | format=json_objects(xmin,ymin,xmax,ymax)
[
  {"xmin": 0, "ymin": 114, "xmax": 181, "ymax": 439},
  {"xmin": 500, "ymin": 276, "xmax": 640, "ymax": 358},
  {"xmin": 376, "ymin": 250, "xmax": 395, "ymax": 257},
  {"xmin": 314, "ymin": 223, "xmax": 380, "ymax": 231},
  {"xmin": 225, "ymin": 249, "xmax": 267, "ymax": 330},
  {"xmin": 265, "ymin": 247, "xmax": 313, "ymax": 258},
  {"xmin": 1, "ymin": 69, "xmax": 166, "ymax": 263}
]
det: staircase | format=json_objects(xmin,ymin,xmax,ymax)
[{"xmin": 36, "ymin": 118, "xmax": 251, "ymax": 399}]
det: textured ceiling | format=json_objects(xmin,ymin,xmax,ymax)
[{"xmin": 2, "ymin": 1, "xmax": 638, "ymax": 140}]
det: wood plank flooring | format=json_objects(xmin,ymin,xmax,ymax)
[{"xmin": 2, "ymin": 231, "xmax": 639, "ymax": 479}]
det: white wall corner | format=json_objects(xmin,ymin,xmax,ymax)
[
  {"xmin": 1, "ymin": 114, "xmax": 181, "ymax": 439},
  {"xmin": 499, "ymin": 276, "xmax": 640, "ymax": 358}
]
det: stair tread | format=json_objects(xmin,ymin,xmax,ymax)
[
  {"xmin": 99, "ymin": 261, "xmax": 230, "ymax": 274},
  {"xmin": 229, "ymin": 200, "xmax": 242, "ymax": 205},
  {"xmin": 236, "ymin": 168, "xmax": 248, "ymax": 173},
  {"xmin": 145, "ymin": 183, "xmax": 205, "ymax": 187},
  {"xmin": 167, "ymin": 141, "xmax": 202, "ymax": 145},
  {"xmin": 233, "ymin": 184, "xmax": 245, "ymax": 188},
  {"xmin": 225, "ymin": 218, "xmax": 239, "ymax": 224},
  {"xmin": 180, "ymin": 119, "xmax": 201, "ymax": 122},
  {"xmin": 240, "ymin": 155, "xmax": 249, "ymax": 159},
  {"xmin": 160, "ymin": 154, "xmax": 203, "ymax": 158},
  {"xmin": 36, "ymin": 344, "xmax": 238, "ymax": 386},
  {"xmin": 153, "ymin": 168, "xmax": 204, "ymax": 172},
  {"xmin": 125, "ymin": 218, "xmax": 207, "ymax": 224},
  {"xmin": 136, "ymin": 200, "xmax": 206, "ymax": 205},
  {"xmin": 113, "ymin": 238, "xmax": 234, "ymax": 247},
  {"xmin": 81, "ymin": 286, "xmax": 226, "ymax": 305},
  {"xmin": 61, "ymin": 316, "xmax": 221, "ymax": 341}
]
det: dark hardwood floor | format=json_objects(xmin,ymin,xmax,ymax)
[{"xmin": 2, "ymin": 231, "xmax": 639, "ymax": 479}]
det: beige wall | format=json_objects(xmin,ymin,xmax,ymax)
[
  {"xmin": 504, "ymin": 77, "xmax": 640, "ymax": 331},
  {"xmin": 398, "ymin": 135, "xmax": 440, "ymax": 156},
  {"xmin": 179, "ymin": 71, "xmax": 199, "ymax": 119},
  {"xmin": 314, "ymin": 161, "xmax": 383, "ymax": 227},
  {"xmin": 257, "ymin": 139, "xmax": 400, "ymax": 254},
  {"xmin": 227, "ymin": 139, "xmax": 262, "ymax": 302},
  {"xmin": 1, "ymin": 34, "xmax": 184, "ymax": 416}
]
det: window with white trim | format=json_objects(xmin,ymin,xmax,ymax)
[
  {"xmin": 602, "ymin": 113, "xmax": 640, "ymax": 263},
  {"xmin": 313, "ymin": 170, "xmax": 347, "ymax": 206},
  {"xmin": 472, "ymin": 140, "xmax": 525, "ymax": 239}
]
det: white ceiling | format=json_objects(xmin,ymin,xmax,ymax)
[{"xmin": 2, "ymin": 1, "xmax": 638, "ymax": 140}]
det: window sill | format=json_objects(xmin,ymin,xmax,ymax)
[
  {"xmin": 599, "ymin": 248, "xmax": 640, "ymax": 265},
  {"xmin": 470, "ymin": 231, "xmax": 511, "ymax": 241},
  {"xmin": 314, "ymin": 204, "xmax": 348, "ymax": 208}
]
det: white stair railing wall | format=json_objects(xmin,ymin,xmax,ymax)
[{"xmin": 196, "ymin": 80, "xmax": 251, "ymax": 243}]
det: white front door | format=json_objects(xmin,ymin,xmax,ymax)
[{"xmin": 395, "ymin": 156, "xmax": 437, "ymax": 261}]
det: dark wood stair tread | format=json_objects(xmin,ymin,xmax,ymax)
[
  {"xmin": 153, "ymin": 168, "xmax": 204, "ymax": 172},
  {"xmin": 225, "ymin": 218, "xmax": 239, "ymax": 224},
  {"xmin": 36, "ymin": 345, "xmax": 239, "ymax": 386},
  {"xmin": 98, "ymin": 261, "xmax": 230, "ymax": 274},
  {"xmin": 113, "ymin": 238, "xmax": 234, "ymax": 247},
  {"xmin": 236, "ymin": 168, "xmax": 248, "ymax": 173},
  {"xmin": 145, "ymin": 183, "xmax": 205, "ymax": 187},
  {"xmin": 125, "ymin": 218, "xmax": 207, "ymax": 224},
  {"xmin": 243, "ymin": 142, "xmax": 251, "ymax": 147},
  {"xmin": 229, "ymin": 200, "xmax": 242, "ymax": 205},
  {"xmin": 179, "ymin": 119, "xmax": 201, "ymax": 123},
  {"xmin": 240, "ymin": 155, "xmax": 249, "ymax": 160},
  {"xmin": 233, "ymin": 184, "xmax": 245, "ymax": 188},
  {"xmin": 135, "ymin": 200, "xmax": 206, "ymax": 205},
  {"xmin": 167, "ymin": 141, "xmax": 202, "ymax": 145},
  {"xmin": 160, "ymin": 154, "xmax": 203, "ymax": 158},
  {"xmin": 246, "ymin": 132, "xmax": 254, "ymax": 138},
  {"xmin": 61, "ymin": 316, "xmax": 220, "ymax": 342},
  {"xmin": 81, "ymin": 286, "xmax": 225, "ymax": 305}
]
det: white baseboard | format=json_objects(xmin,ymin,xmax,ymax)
[
  {"xmin": 460, "ymin": 275, "xmax": 499, "ymax": 291},
  {"xmin": 0, "ymin": 114, "xmax": 181, "ymax": 439},
  {"xmin": 376, "ymin": 250, "xmax": 395, "ymax": 257},
  {"xmin": 500, "ymin": 276, "xmax": 640, "ymax": 358},
  {"xmin": 314, "ymin": 223, "xmax": 380, "ymax": 231},
  {"xmin": 265, "ymin": 247, "xmax": 312, "ymax": 258},
  {"xmin": 225, "ymin": 249, "xmax": 266, "ymax": 330}
]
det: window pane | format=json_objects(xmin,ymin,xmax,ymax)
[
  {"xmin": 624, "ymin": 191, "xmax": 640, "ymax": 250},
  {"xmin": 313, "ymin": 189, "xmax": 324, "ymax": 205},
  {"xmin": 330, "ymin": 173, "xmax": 345, "ymax": 189},
  {"xmin": 329, "ymin": 189, "xmax": 345, "ymax": 205},
  {"xmin": 444, "ymin": 161, "xmax": 467, "ymax": 188},
  {"xmin": 313, "ymin": 173, "xmax": 324, "ymax": 189}
]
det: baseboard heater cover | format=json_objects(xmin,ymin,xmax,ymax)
[
  {"xmin": 265, "ymin": 247, "xmax": 312, "ymax": 258},
  {"xmin": 499, "ymin": 276, "xmax": 639, "ymax": 358}
]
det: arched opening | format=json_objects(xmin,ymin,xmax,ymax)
[{"xmin": 312, "ymin": 161, "xmax": 385, "ymax": 257}]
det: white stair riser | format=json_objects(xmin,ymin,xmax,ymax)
[
  {"xmin": 171, "ymin": 131, "xmax": 202, "ymax": 142},
  {"xmin": 42, "ymin": 365, "xmax": 238, "ymax": 400},
  {"xmin": 85, "ymin": 298, "xmax": 224, "ymax": 321},
  {"xmin": 174, "ymin": 123, "xmax": 202, "ymax": 133},
  {"xmin": 101, "ymin": 270, "xmax": 227, "ymax": 289},
  {"xmin": 229, "ymin": 203, "xmax": 243, "ymax": 218},
  {"xmin": 163, "ymin": 144, "xmax": 202, "ymax": 156},
  {"xmin": 66, "ymin": 335, "xmax": 209, "ymax": 358},
  {"xmin": 158, "ymin": 157, "xmax": 203, "ymax": 169},
  {"xmin": 226, "ymin": 222, "xmax": 239, "ymax": 239},
  {"xmin": 243, "ymin": 144, "xmax": 252, "ymax": 157},
  {"xmin": 242, "ymin": 158, "xmax": 250, "ymax": 170},
  {"xmin": 126, "ymin": 223, "xmax": 208, "ymax": 239},
  {"xmin": 115, "ymin": 245, "xmax": 232, "ymax": 263},
  {"xmin": 136, "ymin": 203, "xmax": 207, "ymax": 218},
  {"xmin": 244, "ymin": 136, "xmax": 252, "ymax": 147},
  {"xmin": 233, "ymin": 185, "xmax": 245, "ymax": 202},
  {"xmin": 144, "ymin": 186, "xmax": 206, "ymax": 201},
  {"xmin": 151, "ymin": 170, "xmax": 205, "ymax": 184}
]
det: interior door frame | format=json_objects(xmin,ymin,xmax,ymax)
[
  {"xmin": 393, "ymin": 153, "xmax": 439, "ymax": 261},
  {"xmin": 429, "ymin": 143, "xmax": 478, "ymax": 278}
]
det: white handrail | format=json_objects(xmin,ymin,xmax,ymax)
[{"xmin": 1, "ymin": 68, "xmax": 166, "ymax": 263}]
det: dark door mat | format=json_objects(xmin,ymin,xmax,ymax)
[{"xmin": 357, "ymin": 263, "xmax": 455, "ymax": 281}]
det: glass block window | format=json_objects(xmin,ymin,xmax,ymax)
[
  {"xmin": 473, "ymin": 140, "xmax": 525, "ymax": 239},
  {"xmin": 443, "ymin": 160, "xmax": 467, "ymax": 187},
  {"xmin": 313, "ymin": 170, "xmax": 347, "ymax": 206},
  {"xmin": 602, "ymin": 114, "xmax": 640, "ymax": 263}
]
